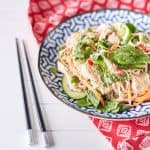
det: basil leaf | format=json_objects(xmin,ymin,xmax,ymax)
[
  {"xmin": 99, "ymin": 99, "xmax": 129, "ymax": 113},
  {"xmin": 126, "ymin": 23, "xmax": 136, "ymax": 33},
  {"xmin": 102, "ymin": 99, "xmax": 119, "ymax": 113},
  {"xmin": 87, "ymin": 91, "xmax": 100, "ymax": 108},
  {"xmin": 110, "ymin": 46, "xmax": 150, "ymax": 69},
  {"xmin": 76, "ymin": 98, "xmax": 92, "ymax": 107}
]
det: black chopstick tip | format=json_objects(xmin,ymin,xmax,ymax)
[{"xmin": 15, "ymin": 38, "xmax": 19, "ymax": 43}]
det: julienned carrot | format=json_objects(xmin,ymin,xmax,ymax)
[
  {"xmin": 135, "ymin": 90, "xmax": 150, "ymax": 104},
  {"xmin": 107, "ymin": 44, "xmax": 118, "ymax": 57}
]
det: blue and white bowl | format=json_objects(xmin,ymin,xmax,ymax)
[{"xmin": 38, "ymin": 9, "xmax": 150, "ymax": 119}]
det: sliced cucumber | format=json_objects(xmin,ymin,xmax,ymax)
[{"xmin": 62, "ymin": 76, "xmax": 86, "ymax": 99}]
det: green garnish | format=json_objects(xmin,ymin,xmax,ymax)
[
  {"xmin": 87, "ymin": 91, "xmax": 100, "ymax": 108},
  {"xmin": 76, "ymin": 97, "xmax": 92, "ymax": 107},
  {"xmin": 87, "ymin": 27, "xmax": 93, "ymax": 32},
  {"xmin": 71, "ymin": 75, "xmax": 79, "ymax": 84},
  {"xmin": 58, "ymin": 45, "xmax": 65, "ymax": 51},
  {"xmin": 75, "ymin": 45, "xmax": 92, "ymax": 59},
  {"xmin": 95, "ymin": 56, "xmax": 129, "ymax": 86},
  {"xmin": 86, "ymin": 91, "xmax": 129, "ymax": 113},
  {"xmin": 90, "ymin": 53, "xmax": 104, "ymax": 64},
  {"xmin": 141, "ymin": 35, "xmax": 150, "ymax": 43},
  {"xmin": 130, "ymin": 35, "xmax": 140, "ymax": 45},
  {"xmin": 98, "ymin": 39, "xmax": 112, "ymax": 50},
  {"xmin": 99, "ymin": 99, "xmax": 129, "ymax": 113},
  {"xmin": 110, "ymin": 46, "xmax": 150, "ymax": 69},
  {"xmin": 126, "ymin": 23, "xmax": 136, "ymax": 33},
  {"xmin": 129, "ymin": 33, "xmax": 150, "ymax": 46},
  {"xmin": 49, "ymin": 66, "xmax": 58, "ymax": 74},
  {"xmin": 74, "ymin": 32, "xmax": 98, "ymax": 60}
]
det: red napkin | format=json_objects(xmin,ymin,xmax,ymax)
[{"xmin": 28, "ymin": 0, "xmax": 150, "ymax": 149}]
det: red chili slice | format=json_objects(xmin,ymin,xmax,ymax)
[
  {"xmin": 138, "ymin": 43, "xmax": 150, "ymax": 53},
  {"xmin": 87, "ymin": 59, "xmax": 93, "ymax": 65},
  {"xmin": 116, "ymin": 66, "xmax": 125, "ymax": 76},
  {"xmin": 119, "ymin": 70, "xmax": 125, "ymax": 76}
]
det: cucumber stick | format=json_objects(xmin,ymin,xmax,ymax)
[{"xmin": 62, "ymin": 76, "xmax": 86, "ymax": 99}]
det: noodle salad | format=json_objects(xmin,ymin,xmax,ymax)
[{"xmin": 58, "ymin": 22, "xmax": 150, "ymax": 113}]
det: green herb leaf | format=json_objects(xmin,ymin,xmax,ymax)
[
  {"xmin": 71, "ymin": 75, "xmax": 79, "ymax": 84},
  {"xmin": 85, "ymin": 91, "xmax": 129, "ymax": 113},
  {"xmin": 49, "ymin": 67, "xmax": 58, "ymax": 74},
  {"xmin": 126, "ymin": 23, "xmax": 136, "ymax": 33},
  {"xmin": 58, "ymin": 45, "xmax": 65, "ymax": 51},
  {"xmin": 98, "ymin": 39, "xmax": 112, "ymax": 50},
  {"xmin": 75, "ymin": 44, "xmax": 92, "ymax": 59},
  {"xmin": 99, "ymin": 99, "xmax": 129, "ymax": 113},
  {"xmin": 96, "ymin": 58, "xmax": 129, "ymax": 86},
  {"xmin": 90, "ymin": 53, "xmax": 104, "ymax": 64},
  {"xmin": 101, "ymin": 99, "xmax": 119, "ymax": 113},
  {"xmin": 110, "ymin": 46, "xmax": 150, "ymax": 69},
  {"xmin": 129, "ymin": 35, "xmax": 140, "ymax": 46},
  {"xmin": 141, "ymin": 35, "xmax": 150, "ymax": 43},
  {"xmin": 86, "ymin": 91, "xmax": 100, "ymax": 108},
  {"xmin": 87, "ymin": 27, "xmax": 93, "ymax": 32},
  {"xmin": 119, "ymin": 103, "xmax": 129, "ymax": 112},
  {"xmin": 76, "ymin": 97, "xmax": 92, "ymax": 107}
]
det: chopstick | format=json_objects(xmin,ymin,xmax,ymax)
[
  {"xmin": 22, "ymin": 40, "xmax": 50, "ymax": 147},
  {"xmin": 16, "ymin": 38, "xmax": 35, "ymax": 145}
]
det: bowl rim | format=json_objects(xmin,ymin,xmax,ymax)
[{"xmin": 38, "ymin": 8, "xmax": 150, "ymax": 120}]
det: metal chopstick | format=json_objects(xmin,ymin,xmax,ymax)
[
  {"xmin": 22, "ymin": 40, "xmax": 50, "ymax": 147},
  {"xmin": 16, "ymin": 38, "xmax": 35, "ymax": 145}
]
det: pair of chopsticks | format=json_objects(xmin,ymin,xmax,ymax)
[{"xmin": 16, "ymin": 38, "xmax": 50, "ymax": 147}]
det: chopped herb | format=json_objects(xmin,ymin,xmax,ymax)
[
  {"xmin": 98, "ymin": 39, "xmax": 112, "ymax": 50},
  {"xmin": 71, "ymin": 75, "xmax": 79, "ymax": 84},
  {"xmin": 119, "ymin": 103, "xmax": 129, "ymax": 112},
  {"xmin": 74, "ymin": 33, "xmax": 98, "ymax": 60},
  {"xmin": 90, "ymin": 53, "xmax": 104, "ymax": 65},
  {"xmin": 85, "ymin": 92, "xmax": 129, "ymax": 113},
  {"xmin": 76, "ymin": 97, "xmax": 92, "ymax": 107},
  {"xmin": 87, "ymin": 27, "xmax": 93, "ymax": 32},
  {"xmin": 96, "ymin": 58, "xmax": 129, "ymax": 86},
  {"xmin": 82, "ymin": 38, "xmax": 94, "ymax": 46},
  {"xmin": 87, "ymin": 79, "xmax": 91, "ymax": 82},
  {"xmin": 75, "ymin": 45, "xmax": 92, "ymax": 59},
  {"xmin": 49, "ymin": 66, "xmax": 58, "ymax": 74},
  {"xmin": 87, "ymin": 90, "xmax": 100, "ymax": 108},
  {"xmin": 141, "ymin": 35, "xmax": 150, "ymax": 43},
  {"xmin": 126, "ymin": 23, "xmax": 136, "ymax": 33},
  {"xmin": 130, "ymin": 35, "xmax": 140, "ymax": 44},
  {"xmin": 99, "ymin": 99, "xmax": 129, "ymax": 113},
  {"xmin": 58, "ymin": 45, "xmax": 65, "ymax": 51}
]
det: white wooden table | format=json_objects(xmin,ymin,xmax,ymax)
[{"xmin": 0, "ymin": 0, "xmax": 149, "ymax": 150}]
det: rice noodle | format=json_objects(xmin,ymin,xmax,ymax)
[{"xmin": 58, "ymin": 23, "xmax": 150, "ymax": 107}]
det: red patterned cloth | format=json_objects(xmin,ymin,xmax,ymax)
[
  {"xmin": 28, "ymin": 0, "xmax": 150, "ymax": 149},
  {"xmin": 90, "ymin": 116, "xmax": 150, "ymax": 150}
]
